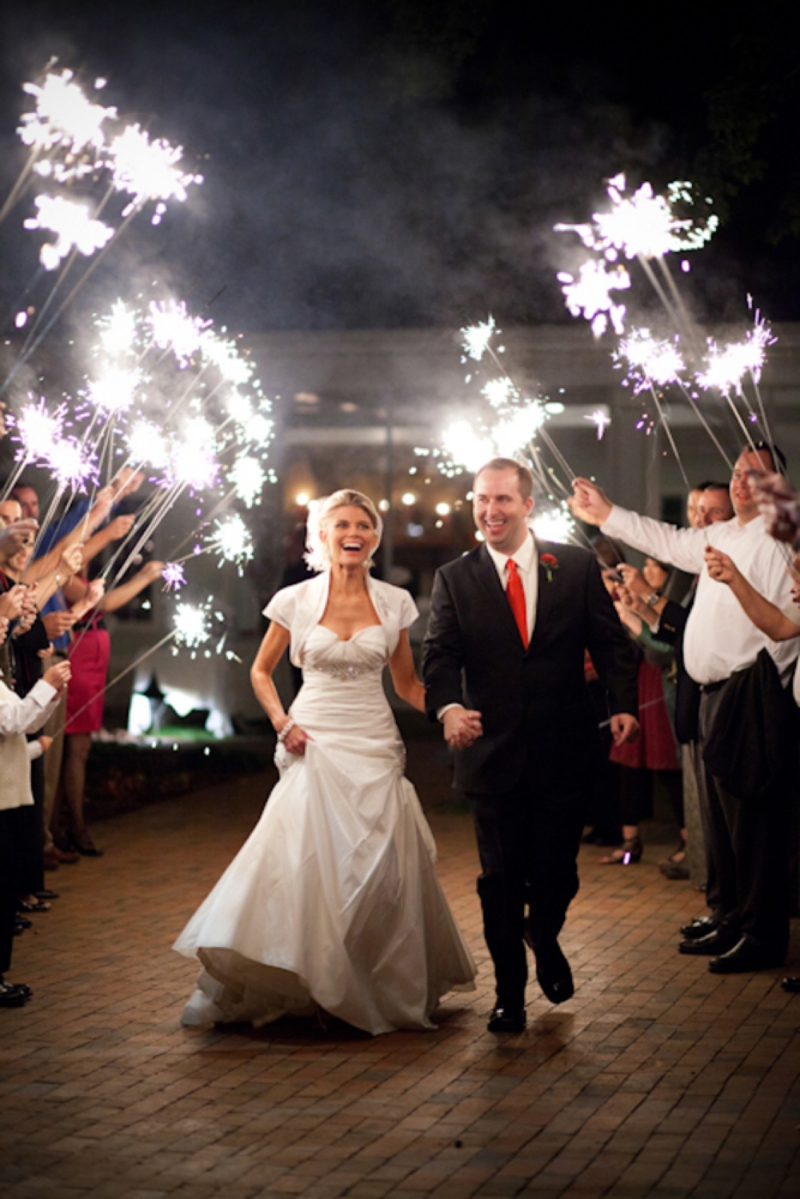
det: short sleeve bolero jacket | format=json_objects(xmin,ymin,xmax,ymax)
[{"xmin": 264, "ymin": 572, "xmax": 419, "ymax": 668}]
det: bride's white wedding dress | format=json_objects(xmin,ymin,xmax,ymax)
[{"xmin": 174, "ymin": 577, "xmax": 476, "ymax": 1035}]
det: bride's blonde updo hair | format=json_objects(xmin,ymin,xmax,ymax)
[{"xmin": 304, "ymin": 489, "xmax": 383, "ymax": 573}]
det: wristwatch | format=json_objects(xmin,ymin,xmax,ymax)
[{"xmin": 645, "ymin": 592, "xmax": 660, "ymax": 608}]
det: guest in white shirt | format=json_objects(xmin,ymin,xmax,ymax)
[{"xmin": 573, "ymin": 444, "xmax": 796, "ymax": 975}]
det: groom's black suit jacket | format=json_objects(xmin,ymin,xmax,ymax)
[{"xmin": 423, "ymin": 539, "xmax": 638, "ymax": 795}]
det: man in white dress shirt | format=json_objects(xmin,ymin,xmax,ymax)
[{"xmin": 573, "ymin": 445, "xmax": 797, "ymax": 973}]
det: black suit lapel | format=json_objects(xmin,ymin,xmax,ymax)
[
  {"xmin": 528, "ymin": 539, "xmax": 560, "ymax": 654},
  {"xmin": 471, "ymin": 545, "xmax": 525, "ymax": 650}
]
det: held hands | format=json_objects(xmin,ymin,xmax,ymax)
[
  {"xmin": 570, "ymin": 478, "xmax": 613, "ymax": 526},
  {"xmin": 443, "ymin": 706, "xmax": 483, "ymax": 751},
  {"xmin": 276, "ymin": 714, "xmax": 311, "ymax": 756},
  {"xmin": 610, "ymin": 713, "xmax": 640, "ymax": 745},
  {"xmin": 705, "ymin": 545, "xmax": 737, "ymax": 585},
  {"xmin": 43, "ymin": 660, "xmax": 71, "ymax": 693}
]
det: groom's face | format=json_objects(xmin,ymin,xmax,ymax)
[{"xmin": 473, "ymin": 468, "xmax": 534, "ymax": 555}]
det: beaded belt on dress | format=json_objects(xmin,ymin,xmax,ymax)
[{"xmin": 309, "ymin": 663, "xmax": 372, "ymax": 681}]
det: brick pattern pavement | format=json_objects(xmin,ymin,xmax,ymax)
[{"xmin": 1, "ymin": 771, "xmax": 799, "ymax": 1199}]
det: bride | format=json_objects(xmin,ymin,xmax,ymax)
[{"xmin": 174, "ymin": 489, "xmax": 476, "ymax": 1034}]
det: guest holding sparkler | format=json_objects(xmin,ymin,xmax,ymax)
[
  {"xmin": 53, "ymin": 555, "xmax": 164, "ymax": 858},
  {"xmin": 574, "ymin": 444, "xmax": 797, "ymax": 974},
  {"xmin": 0, "ymin": 604, "xmax": 70, "ymax": 1008}
]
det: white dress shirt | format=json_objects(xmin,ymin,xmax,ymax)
[{"xmin": 602, "ymin": 506, "xmax": 797, "ymax": 685}]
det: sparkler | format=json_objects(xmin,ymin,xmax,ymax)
[
  {"xmin": 531, "ymin": 505, "xmax": 576, "ymax": 544},
  {"xmin": 162, "ymin": 562, "xmax": 187, "ymax": 592},
  {"xmin": 19, "ymin": 69, "xmax": 115, "ymax": 157},
  {"xmin": 23, "ymin": 194, "xmax": 114, "ymax": 270},
  {"xmin": 461, "ymin": 317, "xmax": 497, "ymax": 362},
  {"xmin": 173, "ymin": 601, "xmax": 211, "ymax": 648},
  {"xmin": 206, "ymin": 514, "xmax": 254, "ymax": 572},
  {"xmin": 556, "ymin": 260, "xmax": 630, "ymax": 339},
  {"xmin": 229, "ymin": 455, "xmax": 266, "ymax": 508},
  {"xmin": 108, "ymin": 124, "xmax": 203, "ymax": 221},
  {"xmin": 584, "ymin": 409, "xmax": 612, "ymax": 440},
  {"xmin": 616, "ymin": 329, "xmax": 685, "ymax": 393},
  {"xmin": 146, "ymin": 299, "xmax": 208, "ymax": 366}
]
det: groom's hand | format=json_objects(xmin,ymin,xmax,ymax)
[
  {"xmin": 443, "ymin": 706, "xmax": 483, "ymax": 750},
  {"xmin": 610, "ymin": 713, "xmax": 640, "ymax": 745}
]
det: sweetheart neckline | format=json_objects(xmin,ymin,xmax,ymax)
[{"xmin": 315, "ymin": 623, "xmax": 383, "ymax": 644}]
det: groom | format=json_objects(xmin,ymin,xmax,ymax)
[{"xmin": 423, "ymin": 458, "xmax": 639, "ymax": 1031}]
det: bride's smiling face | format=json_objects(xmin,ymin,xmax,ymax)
[{"xmin": 321, "ymin": 505, "xmax": 378, "ymax": 567}]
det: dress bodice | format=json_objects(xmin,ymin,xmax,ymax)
[{"xmin": 300, "ymin": 623, "xmax": 388, "ymax": 681}]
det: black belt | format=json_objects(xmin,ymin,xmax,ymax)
[{"xmin": 73, "ymin": 619, "xmax": 106, "ymax": 632}]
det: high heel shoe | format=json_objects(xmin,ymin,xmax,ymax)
[{"xmin": 599, "ymin": 835, "xmax": 643, "ymax": 865}]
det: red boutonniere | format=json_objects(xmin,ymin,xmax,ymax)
[{"xmin": 540, "ymin": 553, "xmax": 558, "ymax": 583}]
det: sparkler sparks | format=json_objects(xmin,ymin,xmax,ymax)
[
  {"xmin": 616, "ymin": 329, "xmax": 686, "ymax": 393},
  {"xmin": 14, "ymin": 399, "xmax": 63, "ymax": 463},
  {"xmin": 556, "ymin": 260, "xmax": 630, "ymax": 338},
  {"xmin": 87, "ymin": 366, "xmax": 140, "ymax": 414},
  {"xmin": 173, "ymin": 602, "xmax": 210, "ymax": 648},
  {"xmin": 696, "ymin": 318, "xmax": 775, "ymax": 396},
  {"xmin": 109, "ymin": 124, "xmax": 203, "ymax": 220},
  {"xmin": 207, "ymin": 514, "xmax": 254, "ymax": 572},
  {"xmin": 461, "ymin": 317, "xmax": 497, "ymax": 362},
  {"xmin": 46, "ymin": 435, "xmax": 96, "ymax": 490},
  {"xmin": 556, "ymin": 175, "xmax": 718, "ymax": 263},
  {"xmin": 229, "ymin": 455, "xmax": 266, "ymax": 508},
  {"xmin": 584, "ymin": 409, "xmax": 612, "ymax": 439},
  {"xmin": 97, "ymin": 300, "xmax": 138, "ymax": 357},
  {"xmin": 531, "ymin": 505, "xmax": 576, "ymax": 544},
  {"xmin": 24, "ymin": 195, "xmax": 114, "ymax": 270},
  {"xmin": 161, "ymin": 562, "xmax": 187, "ymax": 592},
  {"xmin": 146, "ymin": 299, "xmax": 208, "ymax": 366},
  {"xmin": 20, "ymin": 69, "xmax": 116, "ymax": 155},
  {"xmin": 440, "ymin": 402, "xmax": 546, "ymax": 474},
  {"xmin": 481, "ymin": 377, "xmax": 517, "ymax": 408}
]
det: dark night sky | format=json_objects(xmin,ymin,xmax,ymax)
[{"xmin": 1, "ymin": 0, "xmax": 799, "ymax": 336}]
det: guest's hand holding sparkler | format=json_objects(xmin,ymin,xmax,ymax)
[
  {"xmin": 0, "ymin": 518, "xmax": 38, "ymax": 563},
  {"xmin": 0, "ymin": 616, "xmax": 8, "ymax": 645},
  {"xmin": 41, "ymin": 610, "xmax": 75, "ymax": 640},
  {"xmin": 571, "ymin": 478, "xmax": 613, "ymax": 525},
  {"xmin": 69, "ymin": 579, "xmax": 106, "ymax": 623},
  {"xmin": 705, "ymin": 545, "xmax": 800, "ymax": 642},
  {"xmin": 13, "ymin": 586, "xmax": 39, "ymax": 635},
  {"xmin": 705, "ymin": 546, "xmax": 738, "ymax": 585},
  {"xmin": 42, "ymin": 660, "xmax": 71, "ymax": 694},
  {"xmin": 0, "ymin": 585, "xmax": 26, "ymax": 622}
]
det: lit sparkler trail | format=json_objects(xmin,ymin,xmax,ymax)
[
  {"xmin": 229, "ymin": 455, "xmax": 266, "ymax": 508},
  {"xmin": 584, "ymin": 409, "xmax": 612, "ymax": 440},
  {"xmin": 146, "ymin": 299, "xmax": 208, "ymax": 366},
  {"xmin": 173, "ymin": 601, "xmax": 211, "ymax": 648},
  {"xmin": 695, "ymin": 319, "xmax": 774, "ymax": 397},
  {"xmin": 206, "ymin": 514, "xmax": 254, "ymax": 572},
  {"xmin": 108, "ymin": 124, "xmax": 203, "ymax": 221},
  {"xmin": 616, "ymin": 329, "xmax": 686, "ymax": 393},
  {"xmin": 87, "ymin": 366, "xmax": 140, "ymax": 414},
  {"xmin": 23, "ymin": 194, "xmax": 114, "ymax": 270},
  {"xmin": 556, "ymin": 260, "xmax": 630, "ymax": 339},
  {"xmin": 97, "ymin": 300, "xmax": 138, "ymax": 356},
  {"xmin": 532, "ymin": 504, "xmax": 576, "ymax": 544},
  {"xmin": 19, "ymin": 69, "xmax": 115, "ymax": 156},
  {"xmin": 556, "ymin": 175, "xmax": 719, "ymax": 262},
  {"xmin": 461, "ymin": 317, "xmax": 496, "ymax": 362},
  {"xmin": 161, "ymin": 562, "xmax": 187, "ymax": 592}
]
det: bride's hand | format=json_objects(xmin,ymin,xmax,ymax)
[{"xmin": 277, "ymin": 715, "xmax": 311, "ymax": 756}]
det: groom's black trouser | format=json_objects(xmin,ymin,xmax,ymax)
[{"xmin": 467, "ymin": 772, "xmax": 586, "ymax": 1008}]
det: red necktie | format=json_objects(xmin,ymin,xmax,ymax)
[{"xmin": 506, "ymin": 558, "xmax": 528, "ymax": 648}]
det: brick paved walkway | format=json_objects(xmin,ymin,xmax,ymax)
[{"xmin": 2, "ymin": 771, "xmax": 800, "ymax": 1199}]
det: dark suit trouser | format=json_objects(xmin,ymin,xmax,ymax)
[
  {"xmin": 699, "ymin": 688, "xmax": 791, "ymax": 957},
  {"xmin": 468, "ymin": 766, "xmax": 585, "ymax": 1008}
]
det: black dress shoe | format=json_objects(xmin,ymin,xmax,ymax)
[
  {"xmin": 487, "ymin": 1006, "xmax": 526, "ymax": 1033},
  {"xmin": 535, "ymin": 939, "xmax": 574, "ymax": 1005},
  {"xmin": 680, "ymin": 914, "xmax": 720, "ymax": 939},
  {"xmin": 0, "ymin": 983, "xmax": 26, "ymax": 1008},
  {"xmin": 679, "ymin": 926, "xmax": 739, "ymax": 955},
  {"xmin": 780, "ymin": 977, "xmax": 800, "ymax": 993},
  {"xmin": 708, "ymin": 936, "xmax": 785, "ymax": 974}
]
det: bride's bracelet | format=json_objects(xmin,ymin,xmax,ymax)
[{"xmin": 277, "ymin": 718, "xmax": 295, "ymax": 744}]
